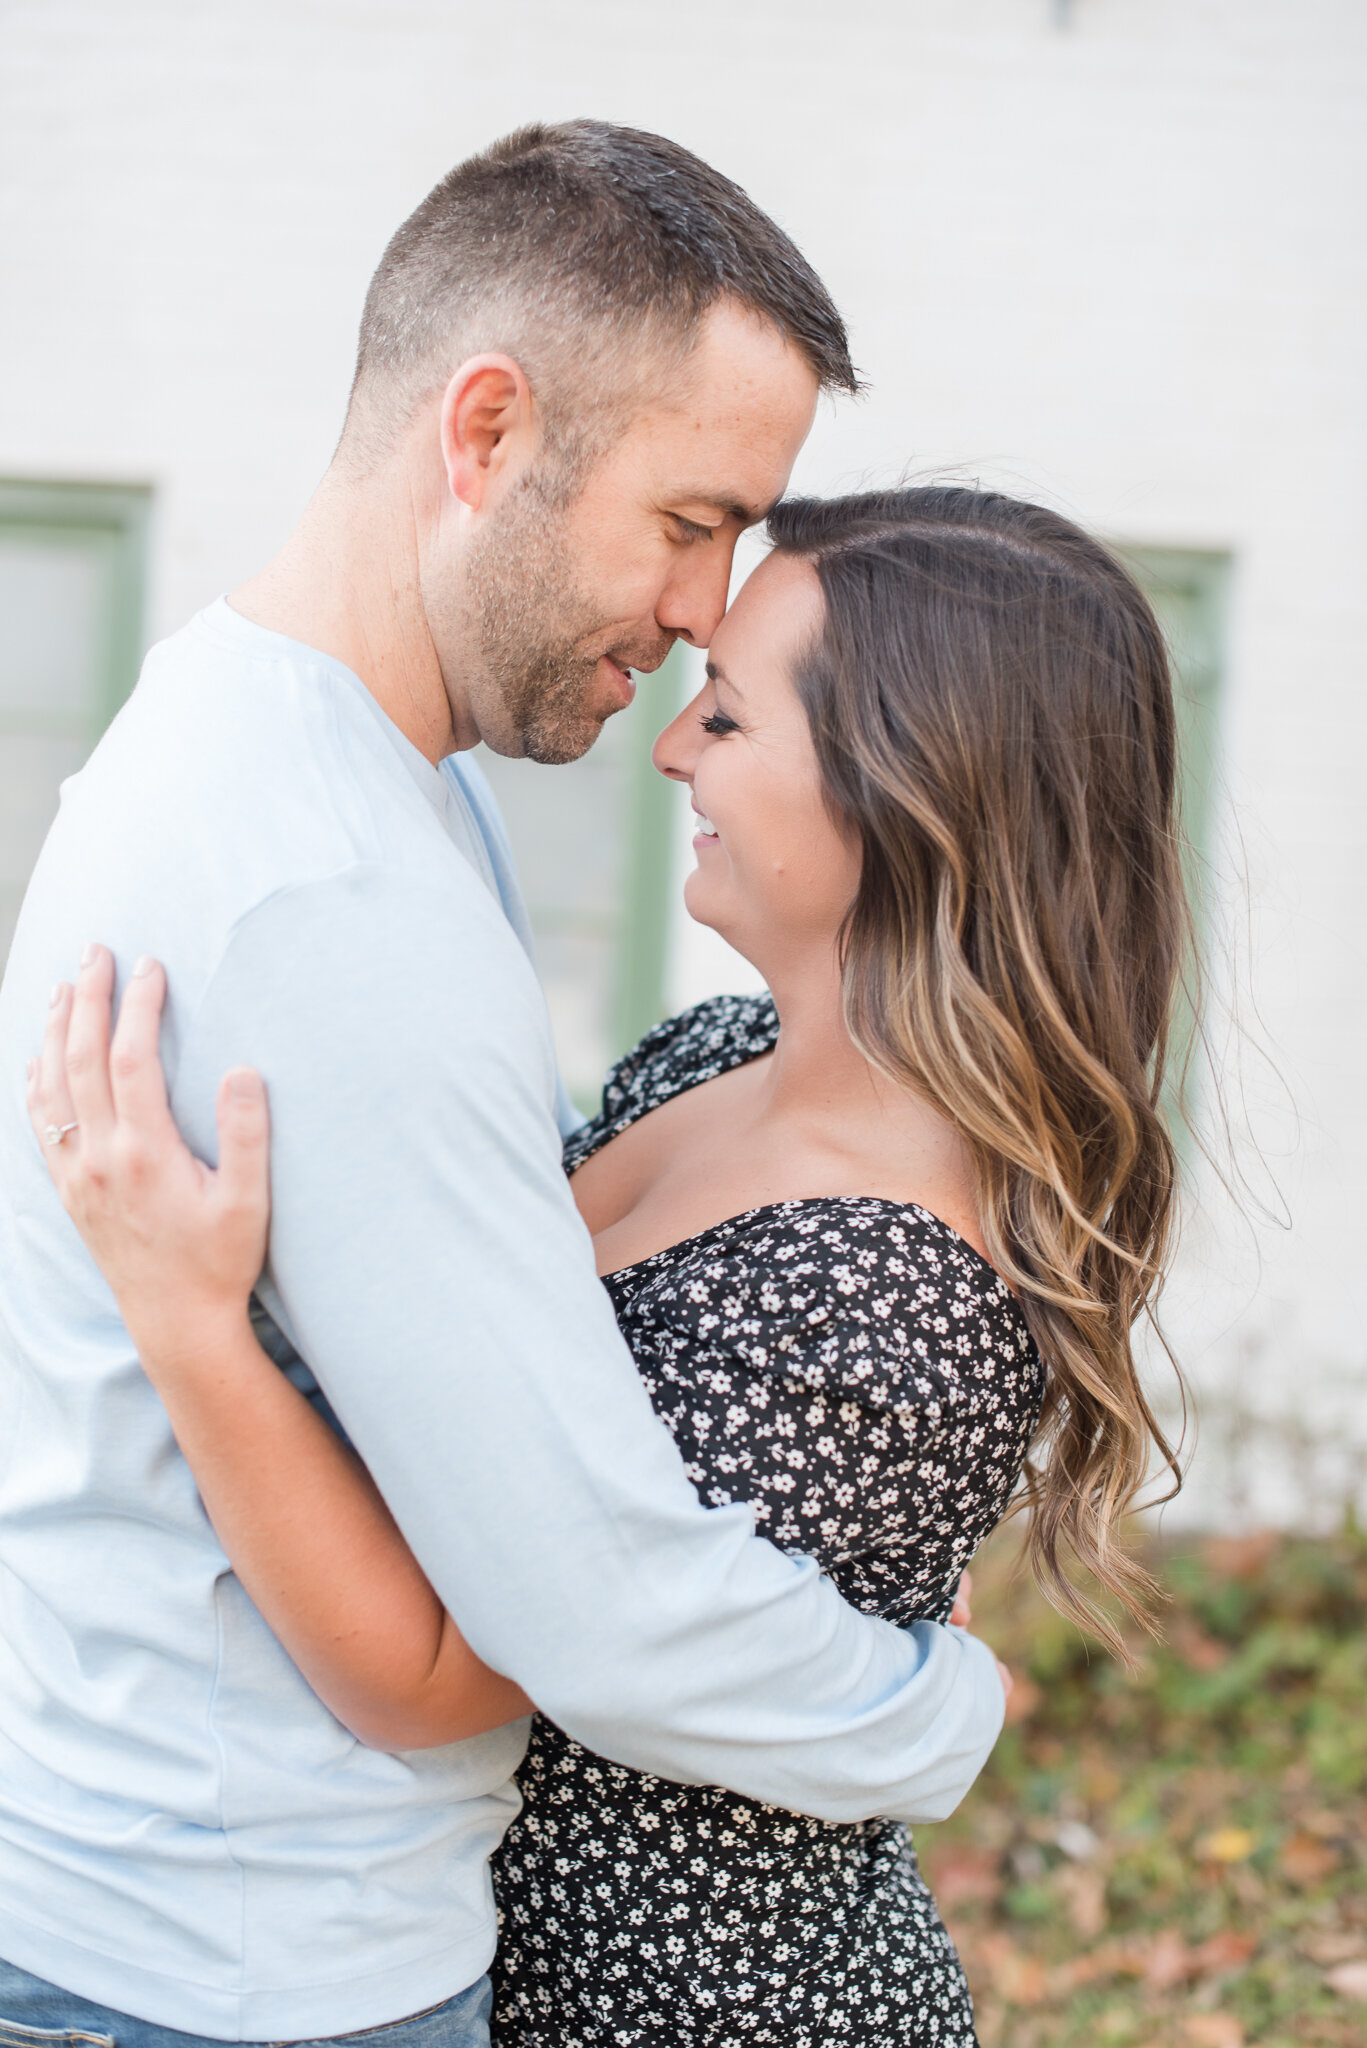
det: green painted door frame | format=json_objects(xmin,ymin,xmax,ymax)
[{"xmin": 614, "ymin": 642, "xmax": 689, "ymax": 1057}]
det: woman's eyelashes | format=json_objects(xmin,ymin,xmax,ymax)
[{"xmin": 700, "ymin": 710, "xmax": 741, "ymax": 737}]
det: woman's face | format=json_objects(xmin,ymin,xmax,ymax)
[{"xmin": 653, "ymin": 551, "xmax": 862, "ymax": 979}]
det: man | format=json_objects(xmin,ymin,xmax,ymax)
[{"xmin": 0, "ymin": 123, "xmax": 1005, "ymax": 2048}]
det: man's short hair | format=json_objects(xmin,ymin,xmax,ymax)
[{"xmin": 349, "ymin": 120, "xmax": 858, "ymax": 450}]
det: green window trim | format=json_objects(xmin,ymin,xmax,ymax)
[
  {"xmin": 613, "ymin": 641, "xmax": 689, "ymax": 1059},
  {"xmin": 1116, "ymin": 544, "xmax": 1232, "ymax": 1143},
  {"xmin": 0, "ymin": 478, "xmax": 153, "ymax": 733},
  {"xmin": 1117, "ymin": 545, "xmax": 1231, "ymax": 880},
  {"xmin": 0, "ymin": 478, "xmax": 153, "ymax": 967}
]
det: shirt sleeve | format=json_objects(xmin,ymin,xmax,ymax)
[{"xmin": 173, "ymin": 862, "xmax": 1004, "ymax": 1825}]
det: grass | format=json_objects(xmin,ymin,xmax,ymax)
[{"xmin": 916, "ymin": 1524, "xmax": 1367, "ymax": 2048}]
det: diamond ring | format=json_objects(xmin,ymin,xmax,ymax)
[{"xmin": 43, "ymin": 1122, "xmax": 79, "ymax": 1146}]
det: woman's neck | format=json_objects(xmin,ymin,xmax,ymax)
[
  {"xmin": 746, "ymin": 946, "xmax": 987, "ymax": 1256},
  {"xmin": 752, "ymin": 956, "xmax": 887, "ymax": 1132}
]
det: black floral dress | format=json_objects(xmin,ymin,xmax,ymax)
[{"xmin": 489, "ymin": 996, "xmax": 1044, "ymax": 2047}]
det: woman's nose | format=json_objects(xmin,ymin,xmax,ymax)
[{"xmin": 652, "ymin": 688, "xmax": 705, "ymax": 783}]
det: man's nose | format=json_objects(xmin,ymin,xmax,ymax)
[{"xmin": 655, "ymin": 535, "xmax": 737, "ymax": 647}]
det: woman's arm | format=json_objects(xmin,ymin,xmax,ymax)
[
  {"xmin": 133, "ymin": 1309, "xmax": 531, "ymax": 1748},
  {"xmin": 29, "ymin": 950, "xmax": 531, "ymax": 1750}
]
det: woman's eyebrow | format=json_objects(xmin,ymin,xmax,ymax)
[{"xmin": 705, "ymin": 659, "xmax": 743, "ymax": 697}]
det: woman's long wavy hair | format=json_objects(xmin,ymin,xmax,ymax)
[{"xmin": 768, "ymin": 487, "xmax": 1192, "ymax": 1653}]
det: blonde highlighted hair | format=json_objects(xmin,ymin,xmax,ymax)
[{"xmin": 769, "ymin": 487, "xmax": 1191, "ymax": 1652}]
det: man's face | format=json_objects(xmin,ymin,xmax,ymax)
[{"xmin": 453, "ymin": 302, "xmax": 820, "ymax": 764}]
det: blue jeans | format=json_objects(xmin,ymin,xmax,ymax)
[{"xmin": 0, "ymin": 1962, "xmax": 491, "ymax": 2048}]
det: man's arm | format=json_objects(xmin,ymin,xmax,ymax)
[{"xmin": 176, "ymin": 863, "xmax": 1004, "ymax": 1823}]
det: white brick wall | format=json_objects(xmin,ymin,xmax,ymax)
[{"xmin": 2, "ymin": 0, "xmax": 1363, "ymax": 1526}]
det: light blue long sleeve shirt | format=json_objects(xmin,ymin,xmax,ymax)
[{"xmin": 0, "ymin": 602, "xmax": 1004, "ymax": 2040}]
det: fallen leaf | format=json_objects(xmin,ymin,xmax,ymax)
[
  {"xmin": 1231, "ymin": 1860, "xmax": 1269, "ymax": 1905},
  {"xmin": 1054, "ymin": 1818, "xmax": 1101, "ymax": 1861},
  {"xmin": 926, "ymin": 1843, "xmax": 1002, "ymax": 1911},
  {"xmin": 1181, "ymin": 2018, "xmax": 1244, "ymax": 2048},
  {"xmin": 1193, "ymin": 1827, "xmax": 1257, "ymax": 1864},
  {"xmin": 1201, "ymin": 1530, "xmax": 1278, "ymax": 1580},
  {"xmin": 1279, "ymin": 1830, "xmax": 1339, "ymax": 1886},
  {"xmin": 1301, "ymin": 1930, "xmax": 1367, "ymax": 1965},
  {"xmin": 1327, "ymin": 1960, "xmax": 1367, "ymax": 2001},
  {"xmin": 1145, "ymin": 1926, "xmax": 1192, "ymax": 1990},
  {"xmin": 976, "ymin": 1933, "xmax": 1049, "ymax": 2006},
  {"xmin": 1054, "ymin": 1927, "xmax": 1256, "ymax": 1997},
  {"xmin": 1083, "ymin": 1761, "xmax": 1124, "ymax": 1804},
  {"xmin": 1171, "ymin": 1618, "xmax": 1231, "ymax": 1672},
  {"xmin": 1055, "ymin": 1861, "xmax": 1108, "ymax": 1939},
  {"xmin": 1051, "ymin": 1939, "xmax": 1148, "ymax": 1991},
  {"xmin": 1301, "ymin": 1806, "xmax": 1352, "ymax": 1840},
  {"xmin": 1189, "ymin": 1930, "xmax": 1257, "ymax": 1977}
]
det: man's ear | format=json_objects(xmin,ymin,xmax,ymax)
[{"xmin": 439, "ymin": 354, "xmax": 536, "ymax": 512}]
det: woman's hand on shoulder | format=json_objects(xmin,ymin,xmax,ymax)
[
  {"xmin": 949, "ymin": 1570, "xmax": 1013, "ymax": 1702},
  {"xmin": 27, "ymin": 944, "xmax": 271, "ymax": 1373}
]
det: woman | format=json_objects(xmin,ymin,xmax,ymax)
[{"xmin": 31, "ymin": 486, "xmax": 1190, "ymax": 2047}]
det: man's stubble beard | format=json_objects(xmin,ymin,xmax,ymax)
[{"xmin": 462, "ymin": 471, "xmax": 669, "ymax": 766}]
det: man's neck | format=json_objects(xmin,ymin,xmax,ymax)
[{"xmin": 229, "ymin": 462, "xmax": 465, "ymax": 764}]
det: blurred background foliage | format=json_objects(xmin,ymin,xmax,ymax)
[{"xmin": 920, "ymin": 1526, "xmax": 1367, "ymax": 2046}]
